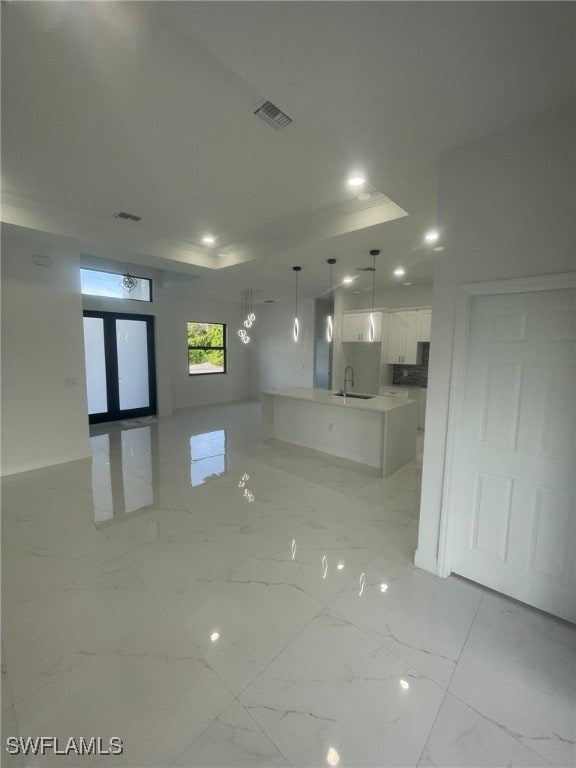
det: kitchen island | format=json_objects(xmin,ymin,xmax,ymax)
[{"xmin": 261, "ymin": 387, "xmax": 418, "ymax": 477}]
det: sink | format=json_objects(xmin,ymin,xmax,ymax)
[{"xmin": 332, "ymin": 392, "xmax": 374, "ymax": 400}]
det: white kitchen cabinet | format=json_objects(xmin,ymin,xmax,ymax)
[
  {"xmin": 387, "ymin": 308, "xmax": 431, "ymax": 363},
  {"xmin": 418, "ymin": 309, "xmax": 432, "ymax": 342},
  {"xmin": 379, "ymin": 386, "xmax": 411, "ymax": 398},
  {"xmin": 387, "ymin": 313, "xmax": 405, "ymax": 362},
  {"xmin": 404, "ymin": 311, "xmax": 421, "ymax": 363},
  {"xmin": 342, "ymin": 312, "xmax": 382, "ymax": 342},
  {"xmin": 387, "ymin": 310, "xmax": 420, "ymax": 363},
  {"xmin": 342, "ymin": 313, "xmax": 363, "ymax": 342}
]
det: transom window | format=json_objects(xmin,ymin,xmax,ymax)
[
  {"xmin": 187, "ymin": 322, "xmax": 226, "ymax": 375},
  {"xmin": 81, "ymin": 268, "xmax": 152, "ymax": 302}
]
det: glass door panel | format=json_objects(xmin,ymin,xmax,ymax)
[
  {"xmin": 83, "ymin": 317, "xmax": 108, "ymax": 415},
  {"xmin": 117, "ymin": 319, "xmax": 150, "ymax": 410}
]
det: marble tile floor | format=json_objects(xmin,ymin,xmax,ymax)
[{"xmin": 1, "ymin": 402, "xmax": 574, "ymax": 767}]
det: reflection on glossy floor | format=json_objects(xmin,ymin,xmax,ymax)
[{"xmin": 2, "ymin": 403, "xmax": 574, "ymax": 767}]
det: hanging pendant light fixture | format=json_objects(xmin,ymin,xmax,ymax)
[
  {"xmin": 368, "ymin": 249, "xmax": 379, "ymax": 342},
  {"xmin": 292, "ymin": 266, "xmax": 301, "ymax": 342},
  {"xmin": 242, "ymin": 287, "xmax": 256, "ymax": 328},
  {"xmin": 120, "ymin": 263, "xmax": 138, "ymax": 293},
  {"xmin": 237, "ymin": 288, "xmax": 255, "ymax": 344},
  {"xmin": 326, "ymin": 258, "xmax": 336, "ymax": 342}
]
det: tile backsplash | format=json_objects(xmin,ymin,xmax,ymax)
[{"xmin": 392, "ymin": 342, "xmax": 429, "ymax": 387}]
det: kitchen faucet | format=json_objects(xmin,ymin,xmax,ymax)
[{"xmin": 343, "ymin": 366, "xmax": 355, "ymax": 396}]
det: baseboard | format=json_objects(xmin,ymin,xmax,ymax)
[
  {"xmin": 1, "ymin": 451, "xmax": 92, "ymax": 477},
  {"xmin": 414, "ymin": 548, "xmax": 439, "ymax": 575}
]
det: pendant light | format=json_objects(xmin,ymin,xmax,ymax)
[
  {"xmin": 237, "ymin": 288, "xmax": 255, "ymax": 344},
  {"xmin": 120, "ymin": 263, "xmax": 138, "ymax": 293},
  {"xmin": 326, "ymin": 258, "xmax": 336, "ymax": 342},
  {"xmin": 368, "ymin": 249, "xmax": 379, "ymax": 342},
  {"xmin": 292, "ymin": 266, "xmax": 301, "ymax": 342}
]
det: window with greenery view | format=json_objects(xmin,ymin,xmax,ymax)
[{"xmin": 188, "ymin": 322, "xmax": 226, "ymax": 375}]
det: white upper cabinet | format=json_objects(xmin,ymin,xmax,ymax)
[
  {"xmin": 342, "ymin": 308, "xmax": 428, "ymax": 351},
  {"xmin": 418, "ymin": 309, "xmax": 432, "ymax": 342},
  {"xmin": 403, "ymin": 311, "xmax": 421, "ymax": 363},
  {"xmin": 342, "ymin": 312, "xmax": 382, "ymax": 342},
  {"xmin": 387, "ymin": 312, "xmax": 406, "ymax": 362},
  {"xmin": 387, "ymin": 308, "xmax": 431, "ymax": 364},
  {"xmin": 342, "ymin": 313, "xmax": 363, "ymax": 341}
]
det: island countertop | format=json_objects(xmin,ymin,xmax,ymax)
[
  {"xmin": 261, "ymin": 388, "xmax": 418, "ymax": 475},
  {"xmin": 261, "ymin": 387, "xmax": 416, "ymax": 413}
]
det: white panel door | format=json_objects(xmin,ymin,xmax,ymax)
[{"xmin": 451, "ymin": 288, "xmax": 575, "ymax": 620}]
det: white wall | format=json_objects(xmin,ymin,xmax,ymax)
[
  {"xmin": 1, "ymin": 230, "xmax": 91, "ymax": 475},
  {"xmin": 416, "ymin": 105, "xmax": 575, "ymax": 574},
  {"xmin": 1, "ymin": 232, "xmax": 257, "ymax": 476},
  {"xmin": 156, "ymin": 280, "xmax": 256, "ymax": 411},
  {"xmin": 251, "ymin": 298, "xmax": 315, "ymax": 393},
  {"xmin": 345, "ymin": 283, "xmax": 433, "ymax": 311},
  {"xmin": 81, "ymin": 262, "xmax": 256, "ymax": 415}
]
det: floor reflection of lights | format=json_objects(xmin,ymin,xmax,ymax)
[{"xmin": 4, "ymin": 407, "xmax": 570, "ymax": 768}]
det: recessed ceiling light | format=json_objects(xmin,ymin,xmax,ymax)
[
  {"xmin": 357, "ymin": 192, "xmax": 371, "ymax": 201},
  {"xmin": 347, "ymin": 174, "xmax": 365, "ymax": 188},
  {"xmin": 202, "ymin": 235, "xmax": 216, "ymax": 245},
  {"xmin": 394, "ymin": 268, "xmax": 405, "ymax": 277},
  {"xmin": 326, "ymin": 747, "xmax": 340, "ymax": 766},
  {"xmin": 424, "ymin": 230, "xmax": 439, "ymax": 244},
  {"xmin": 342, "ymin": 276, "xmax": 355, "ymax": 284},
  {"xmin": 434, "ymin": 246, "xmax": 444, "ymax": 252},
  {"xmin": 210, "ymin": 631, "xmax": 220, "ymax": 642}
]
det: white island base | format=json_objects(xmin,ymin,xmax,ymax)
[{"xmin": 261, "ymin": 388, "xmax": 418, "ymax": 477}]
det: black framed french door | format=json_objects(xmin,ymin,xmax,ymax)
[{"xmin": 83, "ymin": 311, "xmax": 157, "ymax": 424}]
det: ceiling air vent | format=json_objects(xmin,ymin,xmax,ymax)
[
  {"xmin": 113, "ymin": 211, "xmax": 142, "ymax": 222},
  {"xmin": 254, "ymin": 100, "xmax": 292, "ymax": 131}
]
